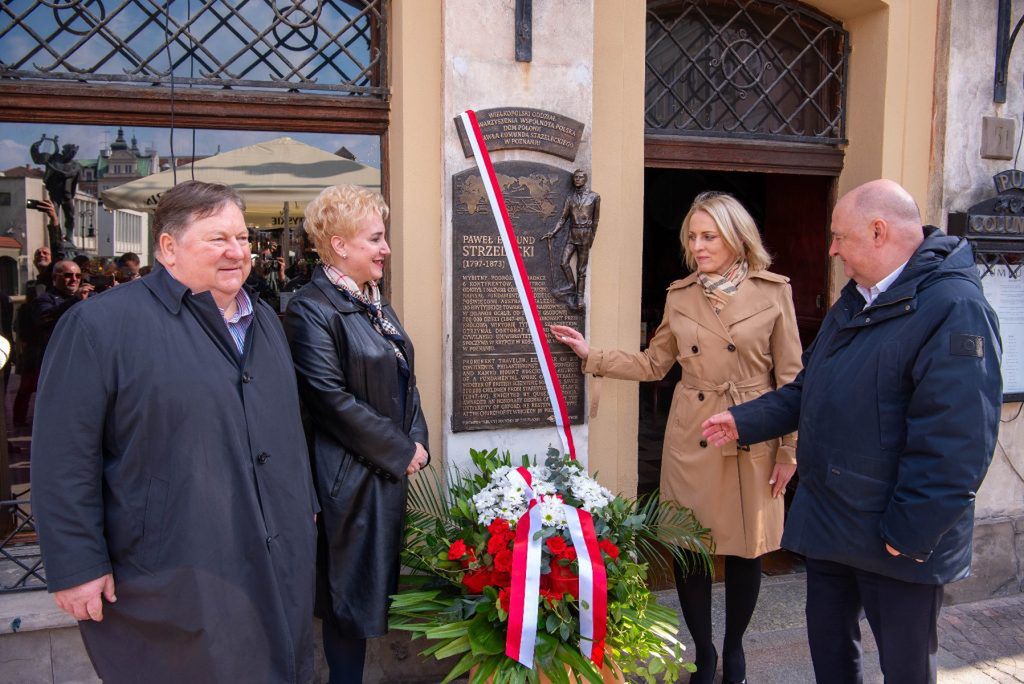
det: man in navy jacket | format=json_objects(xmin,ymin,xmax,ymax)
[{"xmin": 703, "ymin": 179, "xmax": 1002, "ymax": 683}]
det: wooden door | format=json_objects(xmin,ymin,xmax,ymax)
[{"xmin": 762, "ymin": 174, "xmax": 834, "ymax": 349}]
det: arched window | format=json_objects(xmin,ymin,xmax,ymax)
[{"xmin": 646, "ymin": 0, "xmax": 848, "ymax": 144}]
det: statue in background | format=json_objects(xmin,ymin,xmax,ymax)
[{"xmin": 31, "ymin": 135, "xmax": 82, "ymax": 250}]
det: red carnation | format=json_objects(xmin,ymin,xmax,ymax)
[
  {"xmin": 448, "ymin": 539, "xmax": 467, "ymax": 560},
  {"xmin": 546, "ymin": 536, "xmax": 568, "ymax": 556},
  {"xmin": 562, "ymin": 546, "xmax": 577, "ymax": 561},
  {"xmin": 498, "ymin": 587, "xmax": 511, "ymax": 612},
  {"xmin": 461, "ymin": 569, "xmax": 493, "ymax": 594},
  {"xmin": 599, "ymin": 539, "xmax": 620, "ymax": 560},
  {"xmin": 494, "ymin": 549, "xmax": 513, "ymax": 573},
  {"xmin": 487, "ymin": 518, "xmax": 512, "ymax": 539},
  {"xmin": 461, "ymin": 547, "xmax": 477, "ymax": 568},
  {"xmin": 487, "ymin": 533, "xmax": 509, "ymax": 555},
  {"xmin": 540, "ymin": 587, "xmax": 564, "ymax": 604}
]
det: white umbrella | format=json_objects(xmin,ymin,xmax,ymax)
[{"xmin": 100, "ymin": 136, "xmax": 380, "ymax": 226}]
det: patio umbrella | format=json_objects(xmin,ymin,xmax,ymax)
[{"xmin": 100, "ymin": 136, "xmax": 381, "ymax": 227}]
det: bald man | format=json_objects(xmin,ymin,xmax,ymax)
[{"xmin": 702, "ymin": 180, "xmax": 1002, "ymax": 683}]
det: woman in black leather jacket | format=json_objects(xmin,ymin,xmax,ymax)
[{"xmin": 284, "ymin": 184, "xmax": 429, "ymax": 684}]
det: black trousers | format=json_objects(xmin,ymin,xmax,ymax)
[
  {"xmin": 805, "ymin": 557, "xmax": 944, "ymax": 684},
  {"xmin": 321, "ymin": 615, "xmax": 367, "ymax": 684}
]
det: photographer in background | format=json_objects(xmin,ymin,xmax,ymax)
[
  {"xmin": 26, "ymin": 196, "xmax": 67, "ymax": 261},
  {"xmin": 117, "ymin": 252, "xmax": 141, "ymax": 278},
  {"xmin": 25, "ymin": 246, "xmax": 53, "ymax": 296},
  {"xmin": 13, "ymin": 260, "xmax": 92, "ymax": 426}
]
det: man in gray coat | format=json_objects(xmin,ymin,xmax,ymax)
[{"xmin": 32, "ymin": 181, "xmax": 318, "ymax": 683}]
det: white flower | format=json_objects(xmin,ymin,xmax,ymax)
[
  {"xmin": 568, "ymin": 473, "xmax": 614, "ymax": 513},
  {"xmin": 537, "ymin": 495, "xmax": 567, "ymax": 528}
]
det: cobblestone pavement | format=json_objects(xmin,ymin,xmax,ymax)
[
  {"xmin": 658, "ymin": 579, "xmax": 1024, "ymax": 683},
  {"xmin": 938, "ymin": 594, "xmax": 1024, "ymax": 682}
]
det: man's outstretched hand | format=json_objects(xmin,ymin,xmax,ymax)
[
  {"xmin": 702, "ymin": 411, "xmax": 739, "ymax": 446},
  {"xmin": 53, "ymin": 573, "xmax": 116, "ymax": 622}
]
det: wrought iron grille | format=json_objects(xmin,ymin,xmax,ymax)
[
  {"xmin": 0, "ymin": 0, "xmax": 387, "ymax": 97},
  {"xmin": 975, "ymin": 250, "xmax": 1023, "ymax": 280},
  {"xmin": 0, "ymin": 495, "xmax": 45, "ymax": 593},
  {"xmin": 646, "ymin": 0, "xmax": 849, "ymax": 144}
]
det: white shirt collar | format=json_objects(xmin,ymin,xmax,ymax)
[{"xmin": 856, "ymin": 260, "xmax": 908, "ymax": 308}]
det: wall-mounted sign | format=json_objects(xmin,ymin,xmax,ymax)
[
  {"xmin": 454, "ymin": 107, "xmax": 585, "ymax": 161},
  {"xmin": 450, "ymin": 161, "xmax": 585, "ymax": 431},
  {"xmin": 978, "ymin": 266, "xmax": 1023, "ymax": 400},
  {"xmin": 948, "ymin": 169, "xmax": 1024, "ymax": 402}
]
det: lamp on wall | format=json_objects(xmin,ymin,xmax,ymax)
[{"xmin": 995, "ymin": 0, "xmax": 1023, "ymax": 103}]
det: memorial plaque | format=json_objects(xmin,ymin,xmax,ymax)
[
  {"xmin": 455, "ymin": 107, "xmax": 585, "ymax": 161},
  {"xmin": 452, "ymin": 161, "xmax": 585, "ymax": 431}
]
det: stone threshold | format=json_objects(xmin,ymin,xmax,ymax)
[{"xmin": 0, "ymin": 589, "xmax": 74, "ymax": 636}]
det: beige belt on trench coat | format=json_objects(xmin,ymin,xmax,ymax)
[{"xmin": 681, "ymin": 372, "xmax": 773, "ymax": 457}]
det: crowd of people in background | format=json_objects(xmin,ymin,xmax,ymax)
[
  {"xmin": 9, "ymin": 250, "xmax": 156, "ymax": 426},
  {"xmin": 6, "ymin": 211, "xmax": 315, "ymax": 429}
]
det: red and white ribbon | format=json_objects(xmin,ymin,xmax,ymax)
[
  {"xmin": 458, "ymin": 109, "xmax": 576, "ymax": 459},
  {"xmin": 505, "ymin": 467, "xmax": 607, "ymax": 670}
]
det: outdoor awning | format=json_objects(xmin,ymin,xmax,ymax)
[{"xmin": 100, "ymin": 137, "xmax": 381, "ymax": 227}]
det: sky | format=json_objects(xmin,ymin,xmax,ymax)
[{"xmin": 0, "ymin": 122, "xmax": 381, "ymax": 172}]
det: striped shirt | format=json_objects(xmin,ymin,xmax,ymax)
[{"xmin": 219, "ymin": 289, "xmax": 255, "ymax": 354}]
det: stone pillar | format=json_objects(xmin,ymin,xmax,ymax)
[{"xmin": 441, "ymin": 0, "xmax": 596, "ymax": 474}]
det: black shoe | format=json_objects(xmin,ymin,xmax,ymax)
[{"xmin": 724, "ymin": 679, "xmax": 747, "ymax": 684}]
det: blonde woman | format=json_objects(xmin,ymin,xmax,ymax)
[
  {"xmin": 285, "ymin": 185, "xmax": 429, "ymax": 683},
  {"xmin": 552, "ymin": 192, "xmax": 801, "ymax": 684}
]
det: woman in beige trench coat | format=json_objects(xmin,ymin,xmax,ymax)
[{"xmin": 552, "ymin": 192, "xmax": 802, "ymax": 684}]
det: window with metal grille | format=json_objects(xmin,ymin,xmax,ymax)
[
  {"xmin": 646, "ymin": 0, "xmax": 848, "ymax": 144},
  {"xmin": 0, "ymin": 0, "xmax": 386, "ymax": 97}
]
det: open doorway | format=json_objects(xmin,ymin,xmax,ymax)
[{"xmin": 638, "ymin": 167, "xmax": 833, "ymax": 576}]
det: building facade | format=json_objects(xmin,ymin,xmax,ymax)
[{"xmin": 0, "ymin": 2, "xmax": 1021, "ymax": 675}]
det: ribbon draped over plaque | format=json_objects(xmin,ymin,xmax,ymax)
[
  {"xmin": 460, "ymin": 109, "xmax": 607, "ymax": 670},
  {"xmin": 458, "ymin": 109, "xmax": 576, "ymax": 460},
  {"xmin": 505, "ymin": 467, "xmax": 608, "ymax": 669}
]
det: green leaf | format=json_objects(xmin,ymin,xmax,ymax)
[
  {"xmin": 434, "ymin": 634, "xmax": 473, "ymax": 659},
  {"xmin": 469, "ymin": 654, "xmax": 502, "ymax": 684},
  {"xmin": 540, "ymin": 661, "xmax": 570, "ymax": 684},
  {"xmin": 425, "ymin": 619, "xmax": 473, "ymax": 639},
  {"xmin": 545, "ymin": 613, "xmax": 560, "ymax": 634},
  {"xmin": 468, "ymin": 615, "xmax": 506, "ymax": 656},
  {"xmin": 441, "ymin": 651, "xmax": 481, "ymax": 684}
]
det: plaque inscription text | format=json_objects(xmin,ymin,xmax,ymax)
[{"xmin": 452, "ymin": 161, "xmax": 585, "ymax": 431}]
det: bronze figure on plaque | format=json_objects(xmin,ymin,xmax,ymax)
[{"xmin": 542, "ymin": 169, "xmax": 600, "ymax": 311}]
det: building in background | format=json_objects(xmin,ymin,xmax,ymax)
[{"xmin": 79, "ymin": 127, "xmax": 161, "ymax": 198}]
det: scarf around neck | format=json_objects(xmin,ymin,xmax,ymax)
[
  {"xmin": 697, "ymin": 259, "xmax": 749, "ymax": 314},
  {"xmin": 322, "ymin": 264, "xmax": 409, "ymax": 376}
]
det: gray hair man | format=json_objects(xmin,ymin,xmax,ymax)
[{"xmin": 32, "ymin": 180, "xmax": 318, "ymax": 682}]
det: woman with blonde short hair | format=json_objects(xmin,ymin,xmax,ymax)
[
  {"xmin": 552, "ymin": 191, "xmax": 802, "ymax": 684},
  {"xmin": 285, "ymin": 184, "xmax": 429, "ymax": 684}
]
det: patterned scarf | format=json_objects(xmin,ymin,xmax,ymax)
[
  {"xmin": 323, "ymin": 264, "xmax": 410, "ymax": 377},
  {"xmin": 697, "ymin": 259, "xmax": 749, "ymax": 314}
]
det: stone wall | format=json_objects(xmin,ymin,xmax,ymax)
[
  {"xmin": 441, "ymin": 0, "xmax": 596, "ymax": 475},
  {"xmin": 931, "ymin": 0, "xmax": 1024, "ymax": 598}
]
